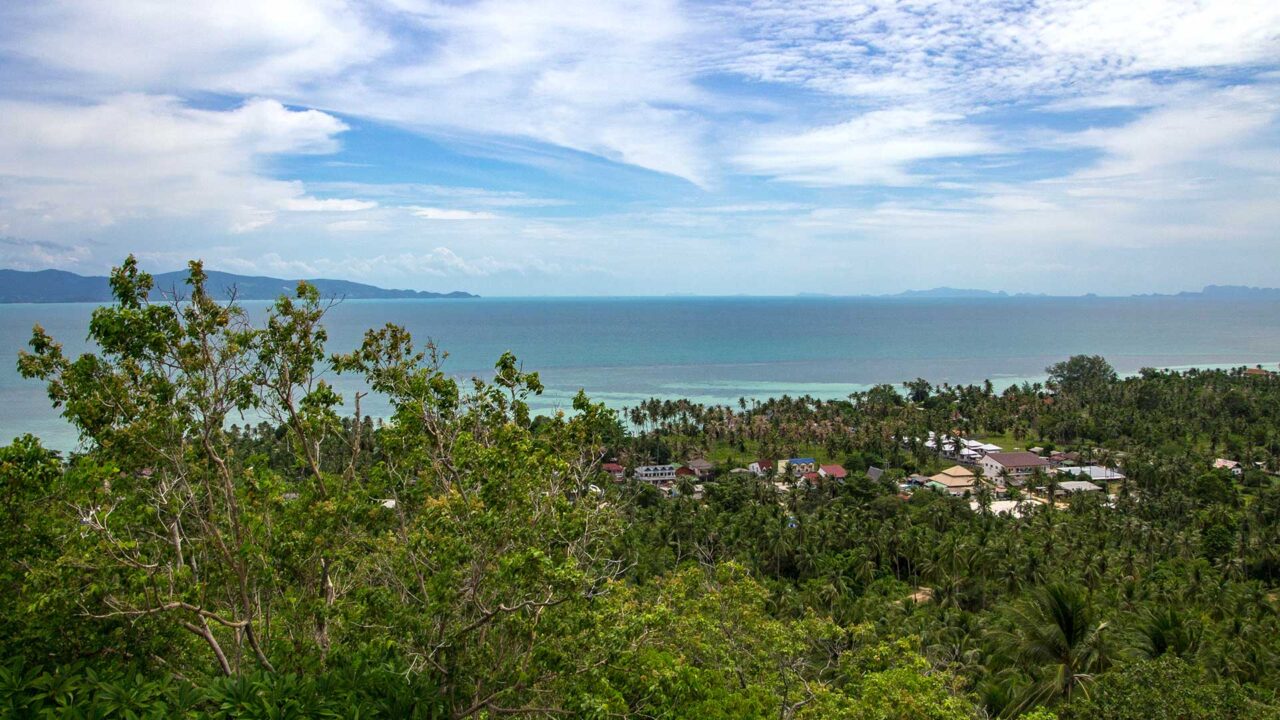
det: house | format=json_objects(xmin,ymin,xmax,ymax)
[
  {"xmin": 800, "ymin": 471, "xmax": 822, "ymax": 488},
  {"xmin": 924, "ymin": 433, "xmax": 1002, "ymax": 462},
  {"xmin": 634, "ymin": 464, "xmax": 677, "ymax": 484},
  {"xmin": 749, "ymin": 459, "xmax": 775, "ymax": 476},
  {"xmin": 675, "ymin": 466, "xmax": 697, "ymax": 478},
  {"xmin": 601, "ymin": 462, "xmax": 626, "ymax": 481},
  {"xmin": 925, "ymin": 480, "xmax": 950, "ymax": 493},
  {"xmin": 865, "ymin": 466, "xmax": 885, "ymax": 482},
  {"xmin": 928, "ymin": 465, "xmax": 976, "ymax": 496},
  {"xmin": 981, "ymin": 451, "xmax": 1050, "ymax": 485},
  {"xmin": 685, "ymin": 458, "xmax": 715, "ymax": 479},
  {"xmin": 970, "ymin": 440, "xmax": 1004, "ymax": 454},
  {"xmin": 786, "ymin": 457, "xmax": 817, "ymax": 476},
  {"xmin": 1047, "ymin": 450, "xmax": 1080, "ymax": 465},
  {"xmin": 1057, "ymin": 465, "xmax": 1125, "ymax": 483},
  {"xmin": 1214, "ymin": 458, "xmax": 1243, "ymax": 476},
  {"xmin": 1054, "ymin": 479, "xmax": 1103, "ymax": 494},
  {"xmin": 1243, "ymin": 367, "xmax": 1273, "ymax": 377},
  {"xmin": 924, "ymin": 433, "xmax": 965, "ymax": 460},
  {"xmin": 901, "ymin": 474, "xmax": 928, "ymax": 493},
  {"xmin": 819, "ymin": 464, "xmax": 848, "ymax": 481},
  {"xmin": 970, "ymin": 498, "xmax": 1030, "ymax": 518}
]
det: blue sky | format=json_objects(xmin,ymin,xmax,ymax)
[{"xmin": 0, "ymin": 0, "xmax": 1278, "ymax": 295}]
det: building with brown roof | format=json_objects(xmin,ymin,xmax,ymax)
[
  {"xmin": 927, "ymin": 465, "xmax": 976, "ymax": 496},
  {"xmin": 980, "ymin": 451, "xmax": 1049, "ymax": 486},
  {"xmin": 686, "ymin": 457, "xmax": 715, "ymax": 479}
]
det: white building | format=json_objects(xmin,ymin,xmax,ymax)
[
  {"xmin": 634, "ymin": 465, "xmax": 677, "ymax": 484},
  {"xmin": 969, "ymin": 499, "xmax": 1031, "ymax": 518},
  {"xmin": 1214, "ymin": 459, "xmax": 1243, "ymax": 476},
  {"xmin": 980, "ymin": 452, "xmax": 1050, "ymax": 486},
  {"xmin": 1054, "ymin": 479, "xmax": 1104, "ymax": 494},
  {"xmin": 1057, "ymin": 465, "xmax": 1125, "ymax": 483}
]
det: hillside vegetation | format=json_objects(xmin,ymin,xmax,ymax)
[{"xmin": 4, "ymin": 258, "xmax": 1280, "ymax": 718}]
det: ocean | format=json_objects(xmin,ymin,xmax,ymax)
[{"xmin": 3, "ymin": 295, "xmax": 1279, "ymax": 451}]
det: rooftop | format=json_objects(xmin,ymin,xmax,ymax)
[
  {"xmin": 986, "ymin": 451, "xmax": 1050, "ymax": 468},
  {"xmin": 929, "ymin": 470, "xmax": 975, "ymax": 488},
  {"xmin": 970, "ymin": 499, "xmax": 1029, "ymax": 518},
  {"xmin": 1058, "ymin": 465, "xmax": 1125, "ymax": 481},
  {"xmin": 1055, "ymin": 480, "xmax": 1103, "ymax": 493}
]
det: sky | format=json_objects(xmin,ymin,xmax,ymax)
[{"xmin": 0, "ymin": 1, "xmax": 1277, "ymax": 296}]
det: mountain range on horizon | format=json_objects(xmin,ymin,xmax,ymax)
[
  {"xmin": 879, "ymin": 285, "xmax": 1280, "ymax": 300},
  {"xmin": 0, "ymin": 268, "xmax": 477, "ymax": 303},
  {"xmin": 1, "ymin": 267, "xmax": 1279, "ymax": 303}
]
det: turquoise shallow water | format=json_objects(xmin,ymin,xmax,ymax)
[{"xmin": 3, "ymin": 295, "xmax": 1279, "ymax": 450}]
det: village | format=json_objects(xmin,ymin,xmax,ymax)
[{"xmin": 604, "ymin": 431, "xmax": 1254, "ymax": 519}]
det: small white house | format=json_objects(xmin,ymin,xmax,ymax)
[
  {"xmin": 1214, "ymin": 459, "xmax": 1243, "ymax": 476},
  {"xmin": 1057, "ymin": 465, "xmax": 1125, "ymax": 483},
  {"xmin": 1054, "ymin": 479, "xmax": 1104, "ymax": 494},
  {"xmin": 969, "ymin": 499, "xmax": 1030, "ymax": 518}
]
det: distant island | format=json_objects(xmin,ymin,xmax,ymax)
[
  {"xmin": 0, "ymin": 268, "xmax": 477, "ymax": 303},
  {"xmin": 874, "ymin": 285, "xmax": 1280, "ymax": 300}
]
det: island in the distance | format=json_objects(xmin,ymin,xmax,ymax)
[{"xmin": 0, "ymin": 268, "xmax": 477, "ymax": 303}]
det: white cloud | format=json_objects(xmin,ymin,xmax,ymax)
[
  {"xmin": 717, "ymin": 0, "xmax": 1280, "ymax": 104},
  {"xmin": 313, "ymin": 183, "xmax": 567, "ymax": 208},
  {"xmin": 3, "ymin": 1, "xmax": 388, "ymax": 94},
  {"xmin": 280, "ymin": 197, "xmax": 378, "ymax": 212},
  {"xmin": 1062, "ymin": 85, "xmax": 1280, "ymax": 183},
  {"xmin": 735, "ymin": 109, "xmax": 996, "ymax": 185},
  {"xmin": 2, "ymin": 0, "xmax": 715, "ymax": 185},
  {"xmin": 1033, "ymin": 0, "xmax": 1280, "ymax": 73},
  {"xmin": 0, "ymin": 236, "xmax": 92, "ymax": 270},
  {"xmin": 0, "ymin": 95, "xmax": 351, "ymax": 232},
  {"xmin": 218, "ymin": 247, "xmax": 554, "ymax": 281},
  {"xmin": 409, "ymin": 207, "xmax": 500, "ymax": 221}
]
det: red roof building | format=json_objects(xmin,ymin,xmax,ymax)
[{"xmin": 819, "ymin": 464, "xmax": 848, "ymax": 480}]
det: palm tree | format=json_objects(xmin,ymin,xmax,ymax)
[
  {"xmin": 1006, "ymin": 583, "xmax": 1112, "ymax": 707},
  {"xmin": 1134, "ymin": 605, "xmax": 1200, "ymax": 659}
]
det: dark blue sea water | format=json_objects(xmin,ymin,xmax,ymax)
[{"xmin": 4, "ymin": 296, "xmax": 1280, "ymax": 450}]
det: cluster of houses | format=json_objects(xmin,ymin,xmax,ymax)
[
  {"xmin": 598, "ymin": 432, "xmax": 1255, "ymax": 510},
  {"xmin": 601, "ymin": 455, "xmax": 852, "ymax": 498},
  {"xmin": 903, "ymin": 432, "xmax": 1125, "ymax": 507},
  {"xmin": 745, "ymin": 457, "xmax": 849, "ymax": 494},
  {"xmin": 601, "ymin": 458, "xmax": 717, "ymax": 498}
]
